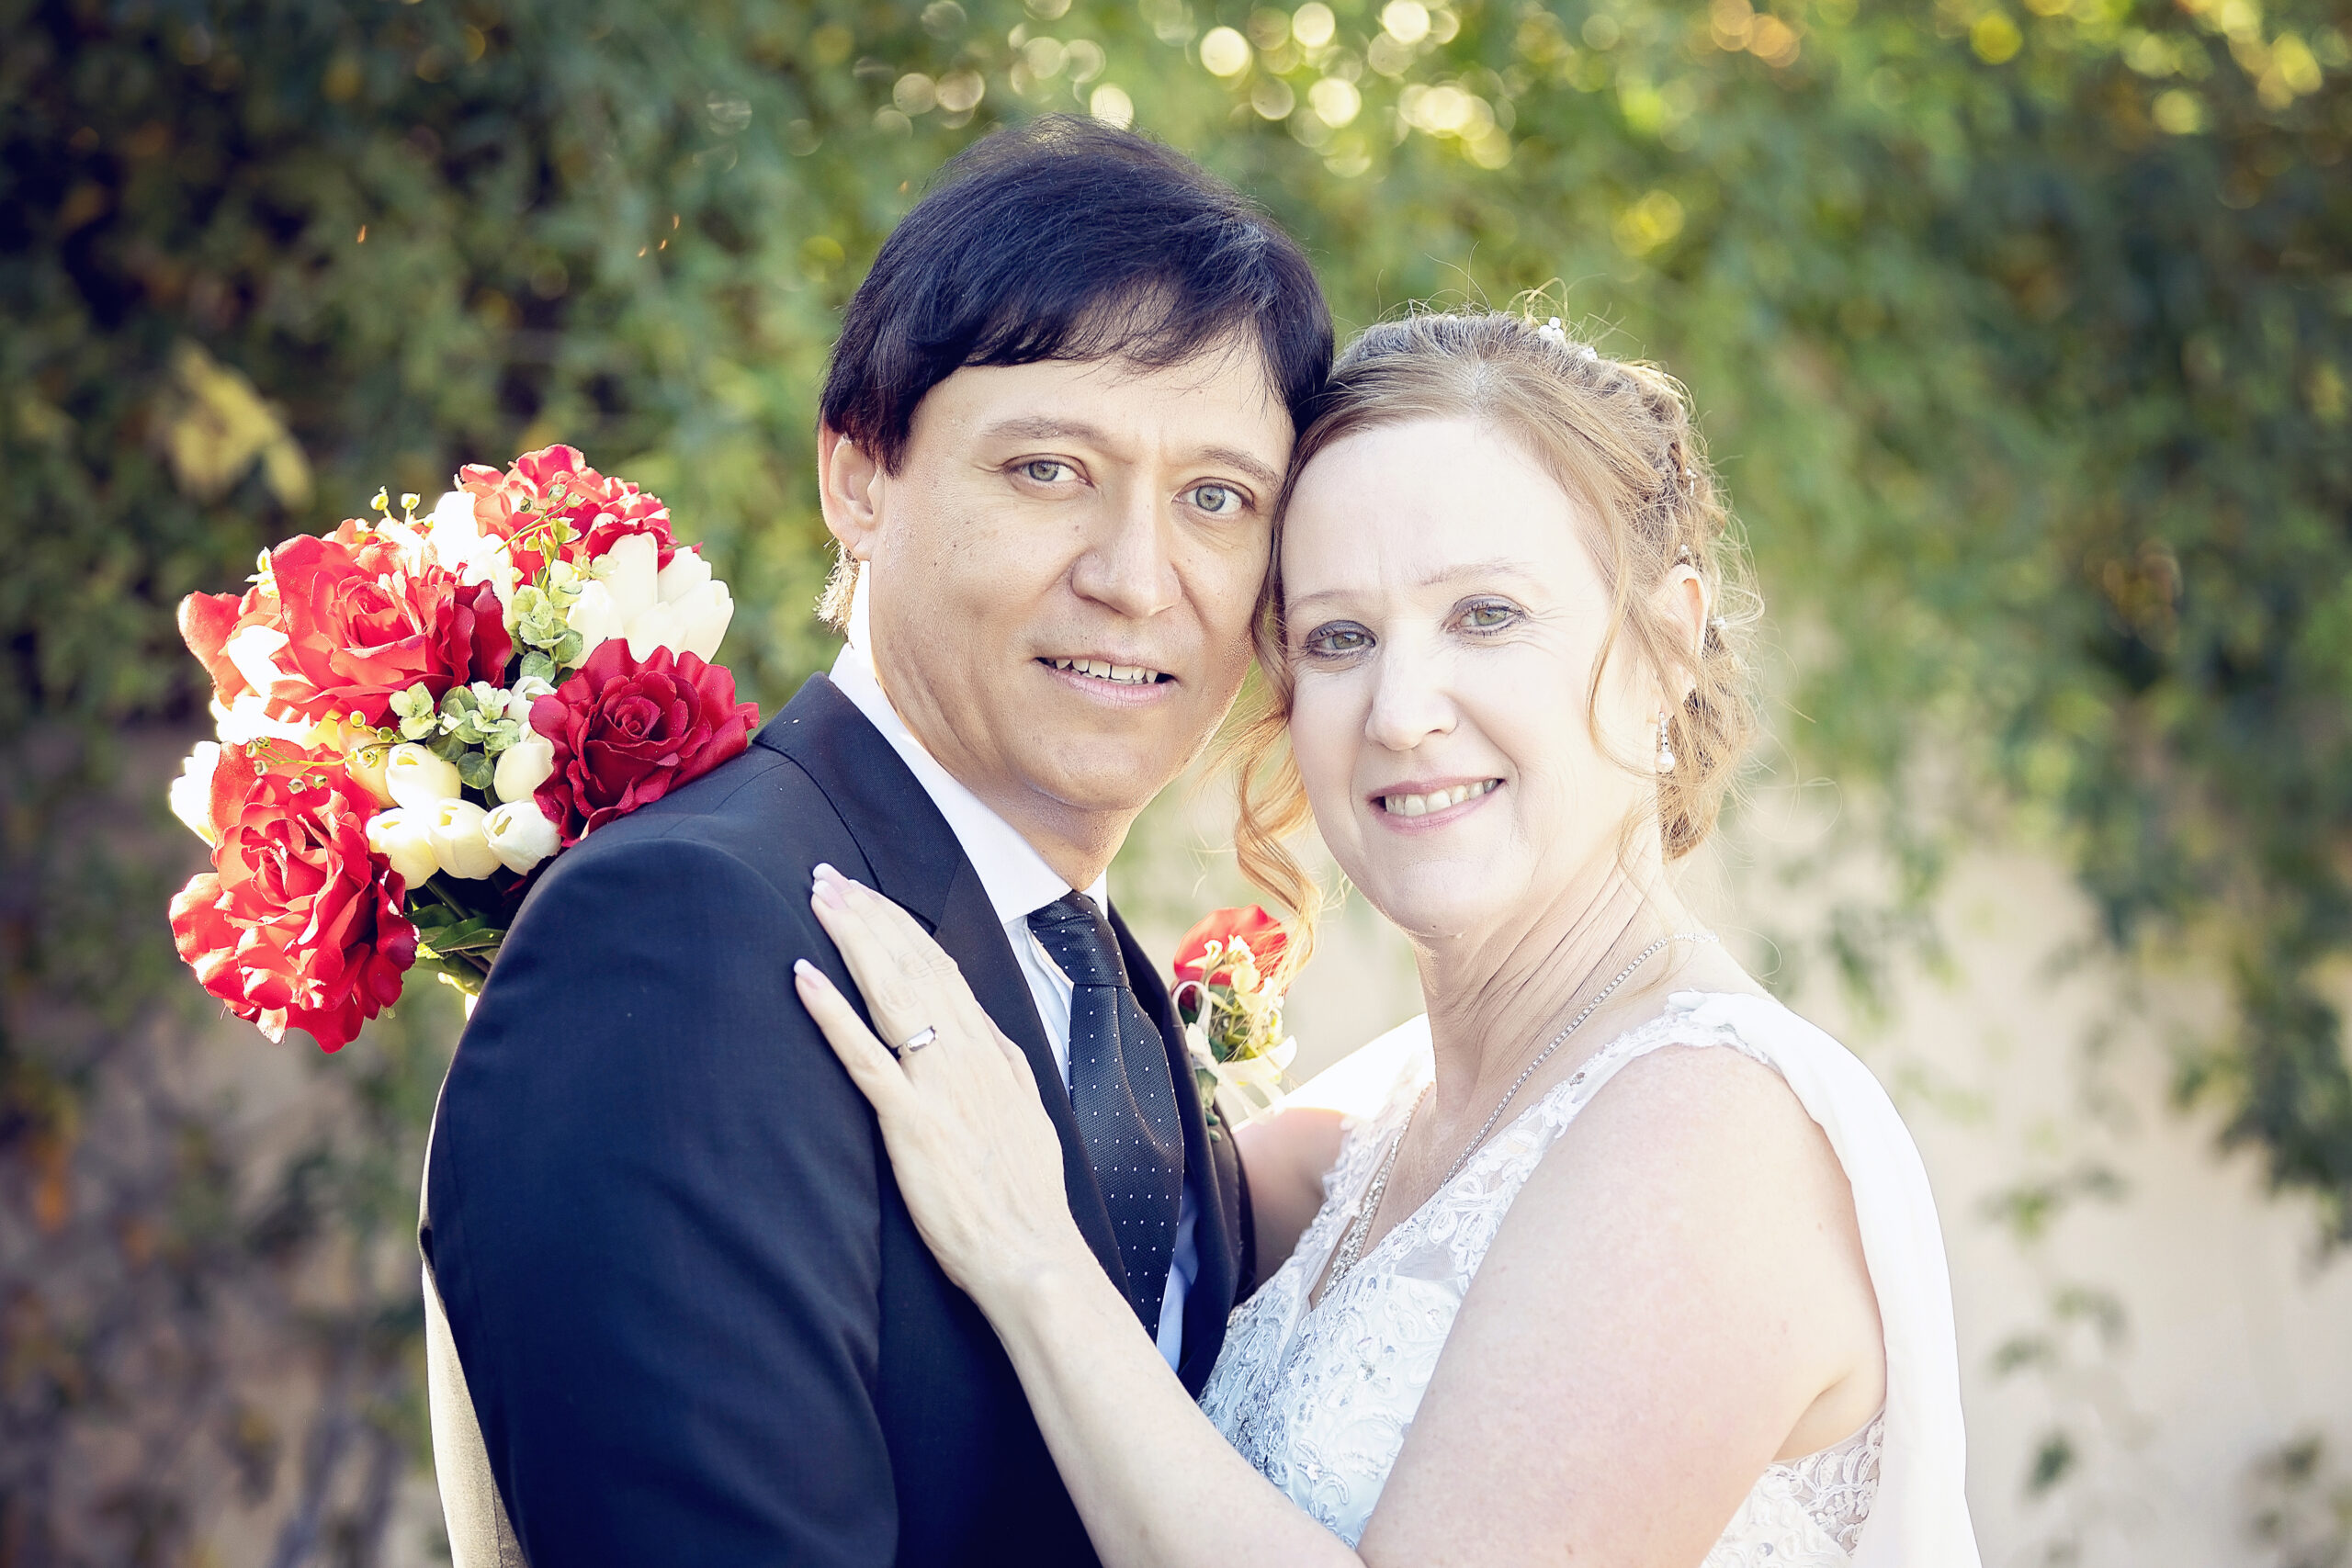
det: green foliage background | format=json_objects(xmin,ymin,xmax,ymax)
[{"xmin": 2, "ymin": 0, "xmax": 2346, "ymax": 1553}]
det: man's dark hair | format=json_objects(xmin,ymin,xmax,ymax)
[{"xmin": 820, "ymin": 115, "xmax": 1332, "ymax": 477}]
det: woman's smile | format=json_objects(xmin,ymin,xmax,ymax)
[{"xmin": 1365, "ymin": 776, "xmax": 1504, "ymax": 829}]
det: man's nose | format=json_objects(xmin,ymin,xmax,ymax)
[
  {"xmin": 1069, "ymin": 479, "xmax": 1181, "ymax": 620},
  {"xmin": 1364, "ymin": 640, "xmax": 1457, "ymax": 752}
]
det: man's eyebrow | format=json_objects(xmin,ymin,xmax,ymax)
[
  {"xmin": 1198, "ymin": 446, "xmax": 1283, "ymax": 494},
  {"xmin": 978, "ymin": 416, "xmax": 1109, "ymax": 446},
  {"xmin": 974, "ymin": 418, "xmax": 1283, "ymax": 495}
]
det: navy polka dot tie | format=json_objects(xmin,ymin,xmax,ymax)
[{"xmin": 1026, "ymin": 891, "xmax": 1185, "ymax": 1331}]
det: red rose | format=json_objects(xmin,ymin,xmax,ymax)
[
  {"xmin": 530, "ymin": 638, "xmax": 758, "ymax": 846},
  {"xmin": 454, "ymin": 463, "xmax": 552, "ymax": 577},
  {"xmin": 264, "ymin": 523, "xmax": 512, "ymax": 725},
  {"xmin": 510, "ymin": 443, "xmax": 604, "ymax": 502},
  {"xmin": 177, "ymin": 581, "xmax": 279, "ymax": 706},
  {"xmin": 169, "ymin": 748, "xmax": 416, "ymax": 1052},
  {"xmin": 1174, "ymin": 906, "xmax": 1289, "ymax": 986},
  {"xmin": 456, "ymin": 446, "xmax": 673, "ymax": 573},
  {"xmin": 577, "ymin": 482, "xmax": 678, "ymax": 568}
]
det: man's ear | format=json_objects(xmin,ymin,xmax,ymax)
[{"xmin": 817, "ymin": 426, "xmax": 884, "ymax": 561}]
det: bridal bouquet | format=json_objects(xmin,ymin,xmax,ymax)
[
  {"xmin": 1172, "ymin": 906, "xmax": 1298, "ymax": 1122},
  {"xmin": 166, "ymin": 446, "xmax": 758, "ymax": 1051}
]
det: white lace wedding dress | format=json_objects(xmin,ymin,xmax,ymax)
[{"xmin": 1199, "ymin": 991, "xmax": 1982, "ymax": 1567}]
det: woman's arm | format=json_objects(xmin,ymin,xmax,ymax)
[
  {"xmin": 795, "ymin": 870, "xmax": 1882, "ymax": 1568},
  {"xmin": 792, "ymin": 871, "xmax": 1358, "ymax": 1568}
]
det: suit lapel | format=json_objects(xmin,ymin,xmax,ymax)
[{"xmin": 759, "ymin": 676, "xmax": 1128, "ymax": 1301}]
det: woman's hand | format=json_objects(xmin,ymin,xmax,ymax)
[{"xmin": 794, "ymin": 863, "xmax": 1094, "ymax": 1311}]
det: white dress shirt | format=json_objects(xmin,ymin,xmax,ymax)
[{"xmin": 829, "ymin": 615, "xmax": 1199, "ymax": 1370}]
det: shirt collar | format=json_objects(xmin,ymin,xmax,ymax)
[{"xmin": 831, "ymin": 588, "xmax": 1107, "ymax": 927}]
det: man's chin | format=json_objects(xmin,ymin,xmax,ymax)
[{"xmin": 1015, "ymin": 741, "xmax": 1193, "ymax": 819}]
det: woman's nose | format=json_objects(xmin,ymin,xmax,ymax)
[
  {"xmin": 1069, "ymin": 482, "xmax": 1181, "ymax": 620},
  {"xmin": 1363, "ymin": 644, "xmax": 1457, "ymax": 752}
]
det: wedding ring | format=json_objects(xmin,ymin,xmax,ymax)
[{"xmin": 894, "ymin": 1026, "xmax": 938, "ymax": 1058}]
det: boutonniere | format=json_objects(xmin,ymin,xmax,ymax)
[{"xmin": 1171, "ymin": 905, "xmax": 1297, "ymax": 1125}]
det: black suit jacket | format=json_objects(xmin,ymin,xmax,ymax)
[{"xmin": 422, "ymin": 674, "xmax": 1250, "ymax": 1566}]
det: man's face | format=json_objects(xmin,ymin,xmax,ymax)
[{"xmin": 826, "ymin": 344, "xmax": 1291, "ymax": 850}]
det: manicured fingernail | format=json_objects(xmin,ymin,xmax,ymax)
[
  {"xmin": 794, "ymin": 958, "xmax": 819, "ymax": 981},
  {"xmin": 811, "ymin": 872, "xmax": 846, "ymax": 909}
]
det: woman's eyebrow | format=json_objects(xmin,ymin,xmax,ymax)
[
  {"xmin": 1288, "ymin": 558, "xmax": 1542, "ymax": 615},
  {"xmin": 1417, "ymin": 558, "xmax": 1541, "ymax": 587}
]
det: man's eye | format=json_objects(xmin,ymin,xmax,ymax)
[
  {"xmin": 1018, "ymin": 459, "xmax": 1073, "ymax": 484},
  {"xmin": 1302, "ymin": 623, "xmax": 1372, "ymax": 658},
  {"xmin": 1187, "ymin": 482, "xmax": 1243, "ymax": 516}
]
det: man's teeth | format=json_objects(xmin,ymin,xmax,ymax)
[
  {"xmin": 1379, "ymin": 780, "xmax": 1499, "ymax": 818},
  {"xmin": 1048, "ymin": 658, "xmax": 1165, "ymax": 685}
]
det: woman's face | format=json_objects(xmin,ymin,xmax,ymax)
[{"xmin": 1281, "ymin": 417, "xmax": 1668, "ymax": 947}]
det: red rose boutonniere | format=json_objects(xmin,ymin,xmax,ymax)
[{"xmin": 1171, "ymin": 905, "xmax": 1298, "ymax": 1122}]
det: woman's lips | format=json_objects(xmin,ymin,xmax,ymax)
[{"xmin": 1367, "ymin": 777, "xmax": 1503, "ymax": 827}]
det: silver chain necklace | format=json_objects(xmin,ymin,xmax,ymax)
[{"xmin": 1323, "ymin": 931, "xmax": 1719, "ymax": 1288}]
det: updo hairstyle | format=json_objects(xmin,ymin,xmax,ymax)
[{"xmin": 1224, "ymin": 310, "xmax": 1762, "ymax": 947}]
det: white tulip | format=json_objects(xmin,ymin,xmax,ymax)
[
  {"xmin": 427, "ymin": 493, "xmax": 481, "ymax": 561},
  {"xmin": 619, "ymin": 579, "xmax": 733, "ymax": 662},
  {"xmin": 481, "ymin": 799, "xmax": 562, "ymax": 874},
  {"xmin": 223, "ymin": 624, "xmax": 290, "ymax": 700},
  {"xmin": 656, "ymin": 546, "xmax": 712, "ymax": 604},
  {"xmin": 493, "ymin": 730, "xmax": 556, "ymax": 803},
  {"xmin": 170, "ymin": 742, "xmax": 221, "ymax": 845},
  {"xmin": 343, "ymin": 742, "xmax": 396, "ymax": 807},
  {"xmin": 624, "ymin": 600, "xmax": 685, "ymax": 662},
  {"xmin": 385, "ymin": 743, "xmax": 464, "ymax": 811},
  {"xmin": 424, "ymin": 799, "xmax": 503, "ymax": 880},
  {"xmin": 566, "ymin": 541, "xmax": 735, "ymax": 666},
  {"xmin": 427, "ymin": 490, "xmax": 523, "ymax": 606},
  {"xmin": 366, "ymin": 807, "xmax": 442, "ymax": 889},
  {"xmin": 565, "ymin": 579, "xmax": 626, "ymax": 658},
  {"xmin": 594, "ymin": 533, "xmax": 661, "ymax": 626},
  {"xmin": 671, "ymin": 579, "xmax": 734, "ymax": 661}
]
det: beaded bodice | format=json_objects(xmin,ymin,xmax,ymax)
[{"xmin": 1198, "ymin": 998, "xmax": 1883, "ymax": 1558}]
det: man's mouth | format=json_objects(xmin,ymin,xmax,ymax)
[
  {"xmin": 1374, "ymin": 779, "xmax": 1501, "ymax": 818},
  {"xmin": 1040, "ymin": 657, "xmax": 1173, "ymax": 687}
]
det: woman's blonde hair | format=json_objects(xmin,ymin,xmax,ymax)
[{"xmin": 1220, "ymin": 310, "xmax": 1762, "ymax": 953}]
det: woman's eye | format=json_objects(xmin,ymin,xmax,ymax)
[
  {"xmin": 1017, "ymin": 459, "xmax": 1073, "ymax": 484},
  {"xmin": 1301, "ymin": 623, "xmax": 1372, "ymax": 659},
  {"xmin": 1460, "ymin": 601, "xmax": 1518, "ymax": 631},
  {"xmin": 1186, "ymin": 482, "xmax": 1243, "ymax": 516}
]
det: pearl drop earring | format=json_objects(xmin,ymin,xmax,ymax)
[{"xmin": 1656, "ymin": 712, "xmax": 1676, "ymax": 774}]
